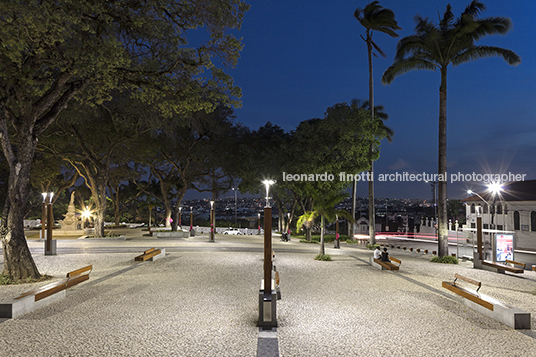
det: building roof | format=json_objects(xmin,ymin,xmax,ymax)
[{"xmin": 463, "ymin": 180, "xmax": 536, "ymax": 203}]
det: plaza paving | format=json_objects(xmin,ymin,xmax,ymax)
[{"xmin": 0, "ymin": 230, "xmax": 535, "ymax": 356}]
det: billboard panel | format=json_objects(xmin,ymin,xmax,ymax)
[{"xmin": 495, "ymin": 233, "xmax": 514, "ymax": 262}]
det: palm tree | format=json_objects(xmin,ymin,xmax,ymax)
[
  {"xmin": 297, "ymin": 193, "xmax": 353, "ymax": 256},
  {"xmin": 355, "ymin": 1, "xmax": 400, "ymax": 246},
  {"xmin": 382, "ymin": 0, "xmax": 520, "ymax": 257}
]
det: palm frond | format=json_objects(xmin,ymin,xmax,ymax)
[
  {"xmin": 382, "ymin": 56, "xmax": 437, "ymax": 84},
  {"xmin": 452, "ymin": 45, "xmax": 521, "ymax": 66}
]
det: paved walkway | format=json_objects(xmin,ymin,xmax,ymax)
[{"xmin": 0, "ymin": 231, "xmax": 535, "ymax": 356}]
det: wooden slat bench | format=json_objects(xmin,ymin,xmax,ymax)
[
  {"xmin": 370, "ymin": 256, "xmax": 401, "ymax": 271},
  {"xmin": 134, "ymin": 248, "xmax": 165, "ymax": 261},
  {"xmin": 1, "ymin": 265, "xmax": 92, "ymax": 319},
  {"xmin": 442, "ymin": 273, "xmax": 530, "ymax": 329},
  {"xmin": 482, "ymin": 259, "xmax": 524, "ymax": 274}
]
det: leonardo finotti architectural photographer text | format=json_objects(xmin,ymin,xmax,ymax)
[{"xmin": 281, "ymin": 171, "xmax": 527, "ymax": 184}]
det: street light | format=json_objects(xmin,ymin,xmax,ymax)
[
  {"xmin": 45, "ymin": 192, "xmax": 56, "ymax": 255},
  {"xmin": 259, "ymin": 179, "xmax": 277, "ymax": 328},
  {"xmin": 189, "ymin": 206, "xmax": 194, "ymax": 236},
  {"xmin": 41, "ymin": 193, "xmax": 47, "ymax": 240},
  {"xmin": 425, "ymin": 180, "xmax": 438, "ymax": 231},
  {"xmin": 232, "ymin": 187, "xmax": 237, "ymax": 226},
  {"xmin": 209, "ymin": 201, "xmax": 215, "ymax": 242}
]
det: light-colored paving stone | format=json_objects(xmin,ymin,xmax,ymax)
[{"xmin": 0, "ymin": 232, "xmax": 534, "ymax": 356}]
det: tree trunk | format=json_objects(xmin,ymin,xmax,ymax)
[
  {"xmin": 437, "ymin": 67, "xmax": 449, "ymax": 257},
  {"xmin": 0, "ymin": 134, "xmax": 41, "ymax": 280}
]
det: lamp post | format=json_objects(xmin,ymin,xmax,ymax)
[
  {"xmin": 258, "ymin": 213, "xmax": 261, "ymax": 235},
  {"xmin": 178, "ymin": 207, "xmax": 182, "ymax": 228},
  {"xmin": 334, "ymin": 214, "xmax": 340, "ymax": 249},
  {"xmin": 259, "ymin": 179, "xmax": 277, "ymax": 328},
  {"xmin": 287, "ymin": 212, "xmax": 291, "ymax": 236},
  {"xmin": 189, "ymin": 206, "xmax": 194, "ymax": 236},
  {"xmin": 425, "ymin": 180, "xmax": 438, "ymax": 233},
  {"xmin": 232, "ymin": 187, "xmax": 237, "ymax": 226},
  {"xmin": 209, "ymin": 201, "xmax": 215, "ymax": 242},
  {"xmin": 41, "ymin": 193, "xmax": 47, "ymax": 240},
  {"xmin": 45, "ymin": 192, "xmax": 56, "ymax": 255}
]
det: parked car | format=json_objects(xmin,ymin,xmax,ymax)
[{"xmin": 222, "ymin": 228, "xmax": 241, "ymax": 235}]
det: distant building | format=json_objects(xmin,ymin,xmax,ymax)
[{"xmin": 464, "ymin": 180, "xmax": 536, "ymax": 264}]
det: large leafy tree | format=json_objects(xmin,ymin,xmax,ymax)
[
  {"xmin": 355, "ymin": 1, "xmax": 400, "ymax": 245},
  {"xmin": 382, "ymin": 0, "xmax": 520, "ymax": 257},
  {"xmin": 0, "ymin": 0, "xmax": 249, "ymax": 279}
]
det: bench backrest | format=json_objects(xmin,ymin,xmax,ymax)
[
  {"xmin": 505, "ymin": 259, "xmax": 525, "ymax": 268},
  {"xmin": 454, "ymin": 273, "xmax": 481, "ymax": 289},
  {"xmin": 66, "ymin": 265, "xmax": 93, "ymax": 278},
  {"xmin": 144, "ymin": 248, "xmax": 156, "ymax": 255},
  {"xmin": 390, "ymin": 257, "xmax": 401, "ymax": 265}
]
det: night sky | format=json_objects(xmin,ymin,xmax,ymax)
[{"xmin": 203, "ymin": 0, "xmax": 536, "ymax": 200}]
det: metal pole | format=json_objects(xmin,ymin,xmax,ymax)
[
  {"xmin": 41, "ymin": 197, "xmax": 46, "ymax": 240},
  {"xmin": 477, "ymin": 215, "xmax": 483, "ymax": 261},
  {"xmin": 263, "ymin": 206, "xmax": 272, "ymax": 295},
  {"xmin": 46, "ymin": 196, "xmax": 53, "ymax": 252}
]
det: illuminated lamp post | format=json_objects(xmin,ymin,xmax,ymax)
[
  {"xmin": 258, "ymin": 213, "xmax": 261, "ymax": 235},
  {"xmin": 82, "ymin": 207, "xmax": 91, "ymax": 229},
  {"xmin": 259, "ymin": 179, "xmax": 277, "ymax": 328},
  {"xmin": 41, "ymin": 193, "xmax": 47, "ymax": 240},
  {"xmin": 287, "ymin": 212, "xmax": 291, "ymax": 236},
  {"xmin": 232, "ymin": 187, "xmax": 238, "ymax": 226},
  {"xmin": 209, "ymin": 201, "xmax": 215, "ymax": 242},
  {"xmin": 45, "ymin": 192, "xmax": 56, "ymax": 255}
]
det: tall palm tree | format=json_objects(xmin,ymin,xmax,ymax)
[
  {"xmin": 297, "ymin": 193, "xmax": 353, "ymax": 256},
  {"xmin": 382, "ymin": 0, "xmax": 520, "ymax": 257},
  {"xmin": 355, "ymin": 1, "xmax": 400, "ymax": 246}
]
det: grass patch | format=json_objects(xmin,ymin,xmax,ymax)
[
  {"xmin": 430, "ymin": 255, "xmax": 459, "ymax": 264},
  {"xmin": 0, "ymin": 274, "xmax": 52, "ymax": 285},
  {"xmin": 366, "ymin": 243, "xmax": 380, "ymax": 250},
  {"xmin": 314, "ymin": 254, "xmax": 332, "ymax": 261},
  {"xmin": 300, "ymin": 238, "xmax": 318, "ymax": 243}
]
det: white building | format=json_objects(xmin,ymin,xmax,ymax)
[{"xmin": 464, "ymin": 180, "xmax": 536, "ymax": 265}]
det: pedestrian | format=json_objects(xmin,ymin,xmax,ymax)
[
  {"xmin": 374, "ymin": 246, "xmax": 382, "ymax": 260},
  {"xmin": 381, "ymin": 247, "xmax": 391, "ymax": 262}
]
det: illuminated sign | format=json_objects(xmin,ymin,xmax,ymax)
[{"xmin": 495, "ymin": 234, "xmax": 514, "ymax": 262}]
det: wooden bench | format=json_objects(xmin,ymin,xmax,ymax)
[
  {"xmin": 370, "ymin": 256, "xmax": 401, "ymax": 271},
  {"xmin": 442, "ymin": 273, "xmax": 530, "ymax": 329},
  {"xmin": 1, "ymin": 265, "xmax": 92, "ymax": 319},
  {"xmin": 134, "ymin": 248, "xmax": 165, "ymax": 261},
  {"xmin": 482, "ymin": 259, "xmax": 524, "ymax": 274}
]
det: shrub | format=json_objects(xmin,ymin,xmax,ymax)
[
  {"xmin": 430, "ymin": 255, "xmax": 459, "ymax": 264},
  {"xmin": 315, "ymin": 254, "xmax": 332, "ymax": 261},
  {"xmin": 300, "ymin": 239, "xmax": 318, "ymax": 244},
  {"xmin": 366, "ymin": 243, "xmax": 380, "ymax": 250},
  {"xmin": 0, "ymin": 274, "xmax": 16, "ymax": 285}
]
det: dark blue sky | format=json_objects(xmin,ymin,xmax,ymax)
[{"xmin": 200, "ymin": 0, "xmax": 536, "ymax": 201}]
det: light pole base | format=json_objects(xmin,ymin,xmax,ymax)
[
  {"xmin": 258, "ymin": 289, "xmax": 277, "ymax": 328},
  {"xmin": 44, "ymin": 240, "xmax": 57, "ymax": 256},
  {"xmin": 334, "ymin": 239, "xmax": 340, "ymax": 249}
]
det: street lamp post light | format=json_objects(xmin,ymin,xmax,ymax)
[
  {"xmin": 259, "ymin": 179, "xmax": 277, "ymax": 328},
  {"xmin": 189, "ymin": 206, "xmax": 194, "ymax": 236},
  {"xmin": 41, "ymin": 193, "xmax": 47, "ymax": 240},
  {"xmin": 209, "ymin": 201, "xmax": 215, "ymax": 242},
  {"xmin": 232, "ymin": 187, "xmax": 237, "ymax": 226},
  {"xmin": 45, "ymin": 192, "xmax": 56, "ymax": 255},
  {"xmin": 425, "ymin": 180, "xmax": 438, "ymax": 232}
]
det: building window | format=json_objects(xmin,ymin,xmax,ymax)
[
  {"xmin": 483, "ymin": 204, "xmax": 488, "ymax": 214},
  {"xmin": 497, "ymin": 204, "xmax": 502, "ymax": 214},
  {"xmin": 471, "ymin": 204, "xmax": 475, "ymax": 214},
  {"xmin": 514, "ymin": 211, "xmax": 520, "ymax": 230},
  {"xmin": 531, "ymin": 211, "xmax": 536, "ymax": 232},
  {"xmin": 497, "ymin": 225, "xmax": 503, "ymax": 231},
  {"xmin": 471, "ymin": 223, "xmax": 476, "ymax": 229},
  {"xmin": 483, "ymin": 224, "xmax": 489, "ymax": 229}
]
